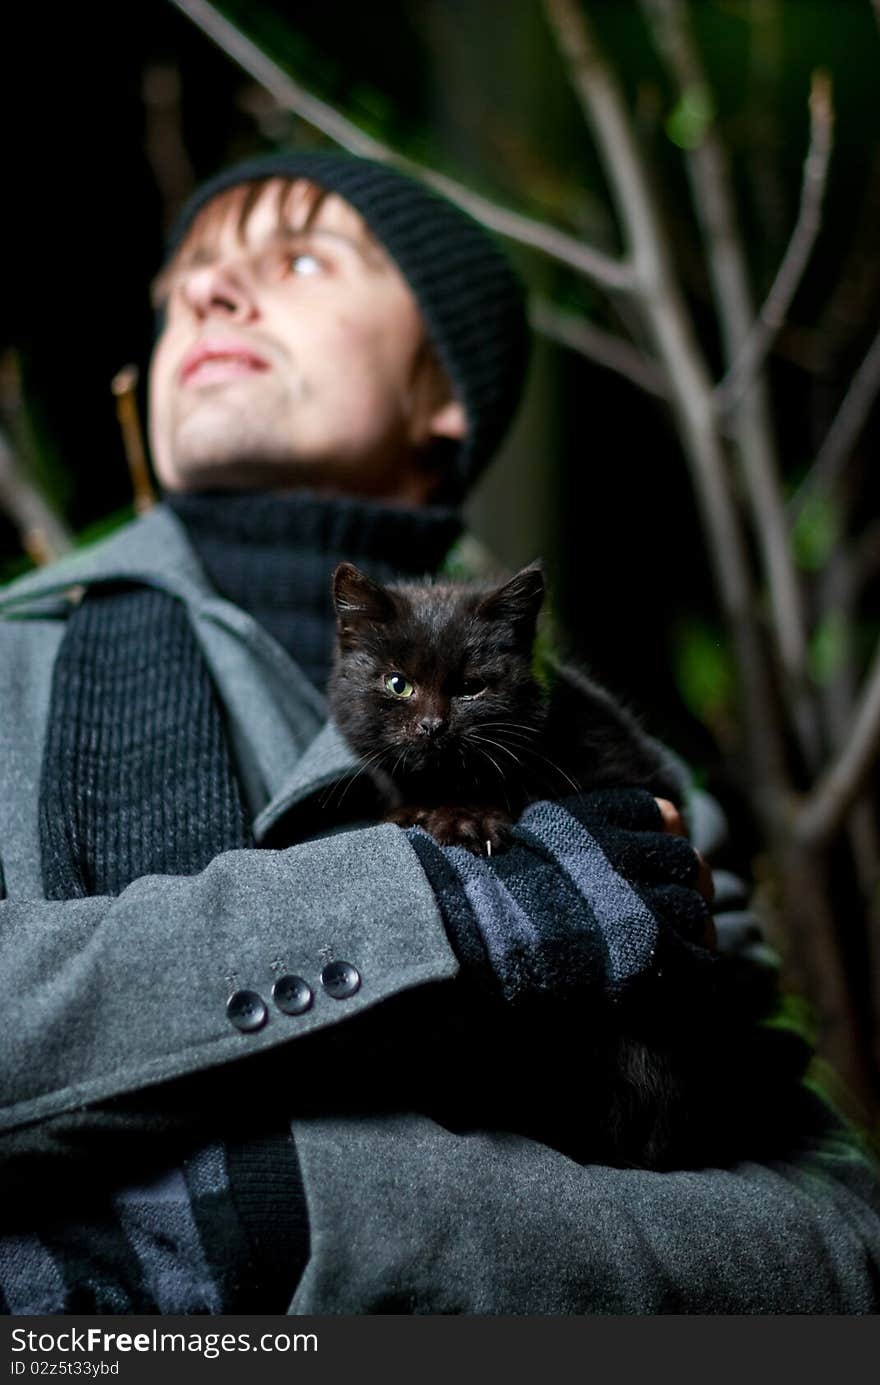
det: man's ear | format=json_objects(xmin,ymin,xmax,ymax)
[
  {"xmin": 407, "ymin": 347, "xmax": 467, "ymax": 447},
  {"xmin": 428, "ymin": 398, "xmax": 467, "ymax": 441}
]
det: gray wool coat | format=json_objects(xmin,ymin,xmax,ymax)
[{"xmin": 2, "ymin": 505, "xmax": 880, "ymax": 1315}]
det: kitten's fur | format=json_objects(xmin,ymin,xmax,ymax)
[
  {"xmin": 325, "ymin": 560, "xmax": 800, "ymax": 1171},
  {"xmin": 325, "ymin": 560, "xmax": 705, "ymax": 1167},
  {"xmin": 328, "ymin": 560, "xmax": 684, "ymax": 853}
]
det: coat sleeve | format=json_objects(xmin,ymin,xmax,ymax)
[
  {"xmin": 0, "ymin": 826, "xmax": 460, "ymax": 1130},
  {"xmin": 0, "ymin": 706, "xmax": 772, "ymax": 1136},
  {"xmin": 287, "ymin": 1093, "xmax": 880, "ymax": 1314}
]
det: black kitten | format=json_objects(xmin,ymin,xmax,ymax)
[
  {"xmin": 328, "ymin": 559, "xmax": 683, "ymax": 853},
  {"xmin": 325, "ymin": 560, "xmax": 797, "ymax": 1171}
]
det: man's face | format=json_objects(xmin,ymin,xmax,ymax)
[{"xmin": 149, "ymin": 179, "xmax": 464, "ymax": 502}]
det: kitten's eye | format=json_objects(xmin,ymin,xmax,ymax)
[
  {"xmin": 458, "ymin": 679, "xmax": 486, "ymax": 698},
  {"xmin": 385, "ymin": 673, "xmax": 414, "ymax": 698}
]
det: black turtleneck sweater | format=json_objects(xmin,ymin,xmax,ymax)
[{"xmin": 166, "ymin": 489, "xmax": 462, "ymax": 694}]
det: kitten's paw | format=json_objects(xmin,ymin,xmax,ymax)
[
  {"xmin": 396, "ymin": 805, "xmax": 513, "ymax": 855},
  {"xmin": 457, "ymin": 809, "xmax": 513, "ymax": 857},
  {"xmin": 386, "ymin": 805, "xmax": 433, "ymax": 830}
]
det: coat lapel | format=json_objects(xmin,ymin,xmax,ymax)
[
  {"xmin": 253, "ymin": 719, "xmax": 362, "ymax": 843},
  {"xmin": 0, "ymin": 506, "xmax": 363, "ymax": 839}
]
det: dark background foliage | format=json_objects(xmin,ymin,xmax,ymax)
[
  {"xmin": 4, "ymin": 3, "xmax": 878, "ymax": 730},
  {"xmin": 3, "ymin": 1, "xmax": 880, "ymax": 1106}
]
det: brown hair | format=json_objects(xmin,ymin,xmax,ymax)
[{"xmin": 151, "ymin": 177, "xmax": 347, "ymax": 307}]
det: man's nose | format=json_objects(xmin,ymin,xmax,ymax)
[{"xmin": 181, "ymin": 262, "xmax": 259, "ymax": 323}]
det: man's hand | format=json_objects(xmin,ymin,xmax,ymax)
[
  {"xmin": 655, "ymin": 797, "xmax": 717, "ymax": 948},
  {"xmin": 407, "ymin": 787, "xmax": 717, "ymax": 1007}
]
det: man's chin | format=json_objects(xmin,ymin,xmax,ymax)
[
  {"xmin": 160, "ymin": 453, "xmax": 310, "ymax": 493},
  {"xmin": 162, "ymin": 406, "xmax": 306, "ymax": 490}
]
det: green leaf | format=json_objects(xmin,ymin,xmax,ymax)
[
  {"xmin": 72, "ymin": 506, "xmax": 136, "ymax": 549},
  {"xmin": 665, "ymin": 83, "xmax": 715, "ymax": 151},
  {"xmin": 766, "ymin": 991, "xmax": 817, "ymax": 1045},
  {"xmin": 809, "ymin": 610, "xmax": 849, "ymax": 685},
  {"xmin": 791, "ymin": 491, "xmax": 840, "ymax": 571},
  {"xmin": 0, "ymin": 554, "xmax": 36, "ymax": 587},
  {"xmin": 673, "ymin": 619, "xmax": 734, "ymax": 723},
  {"xmin": 348, "ymin": 83, "xmax": 393, "ymax": 128}
]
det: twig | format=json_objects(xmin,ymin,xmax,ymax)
[
  {"xmin": 111, "ymin": 365, "xmax": 156, "ymax": 515},
  {"xmin": 814, "ymin": 523, "xmax": 880, "ymax": 975},
  {"xmin": 529, "ymin": 295, "xmax": 669, "ymax": 397},
  {"xmin": 641, "ymin": 0, "xmax": 819, "ymax": 770},
  {"xmin": 796, "ymin": 638, "xmax": 880, "ymax": 847},
  {"xmin": 714, "ymin": 70, "xmax": 833, "ymax": 416},
  {"xmin": 855, "ymin": 518, "xmax": 880, "ymax": 592},
  {"xmin": 142, "ymin": 62, "xmax": 198, "ymax": 235},
  {"xmin": 788, "ymin": 322, "xmax": 880, "ymax": 524},
  {"xmin": 543, "ymin": 0, "xmax": 788, "ymax": 796},
  {"xmin": 0, "ymin": 427, "xmax": 72, "ymax": 565},
  {"xmin": 167, "ymin": 0, "xmax": 634, "ymax": 292}
]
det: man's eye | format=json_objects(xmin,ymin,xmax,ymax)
[
  {"xmin": 385, "ymin": 673, "xmax": 414, "ymax": 698},
  {"xmin": 290, "ymin": 252, "xmax": 323, "ymax": 276}
]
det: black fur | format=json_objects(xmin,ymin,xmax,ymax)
[
  {"xmin": 326, "ymin": 561, "xmax": 805, "ymax": 1171},
  {"xmin": 328, "ymin": 560, "xmax": 682, "ymax": 851}
]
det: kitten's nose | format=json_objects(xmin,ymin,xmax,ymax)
[{"xmin": 417, "ymin": 717, "xmax": 445, "ymax": 739}]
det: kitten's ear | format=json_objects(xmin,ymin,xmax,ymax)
[
  {"xmin": 476, "ymin": 561, "xmax": 545, "ymax": 642},
  {"xmin": 332, "ymin": 563, "xmax": 396, "ymax": 645}
]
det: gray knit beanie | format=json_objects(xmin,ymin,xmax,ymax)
[{"xmin": 167, "ymin": 150, "xmax": 531, "ymax": 498}]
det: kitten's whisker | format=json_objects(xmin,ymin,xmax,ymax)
[
  {"xmin": 478, "ymin": 721, "xmax": 542, "ymax": 739},
  {"xmin": 476, "ymin": 735, "xmax": 524, "ymax": 766},
  {"xmin": 479, "ymin": 725, "xmax": 540, "ymax": 736},
  {"xmin": 390, "ymin": 747, "xmax": 410, "ymax": 782},
  {"xmin": 473, "ymin": 743, "xmax": 506, "ymax": 784},
  {"xmin": 525, "ymin": 750, "xmax": 582, "ymax": 796},
  {"xmin": 475, "ymin": 725, "xmax": 541, "ymax": 751},
  {"xmin": 476, "ymin": 729, "xmax": 581, "ymax": 796},
  {"xmin": 324, "ymin": 745, "xmax": 392, "ymax": 810},
  {"xmin": 470, "ymin": 732, "xmax": 527, "ymax": 763},
  {"xmin": 469, "ymin": 734, "xmax": 523, "ymax": 771}
]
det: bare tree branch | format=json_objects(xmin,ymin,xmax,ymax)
[
  {"xmin": 714, "ymin": 70, "xmax": 834, "ymax": 416},
  {"xmin": 814, "ymin": 513, "xmax": 880, "ymax": 1009},
  {"xmin": 542, "ymin": 0, "xmax": 788, "ymax": 794},
  {"xmin": 788, "ymin": 322, "xmax": 880, "ymax": 523},
  {"xmin": 641, "ymin": 0, "xmax": 819, "ymax": 770},
  {"xmin": 0, "ymin": 427, "xmax": 72, "ymax": 565},
  {"xmin": 142, "ymin": 62, "xmax": 198, "ymax": 235},
  {"xmin": 530, "ymin": 295, "xmax": 669, "ymax": 397},
  {"xmin": 796, "ymin": 639, "xmax": 880, "ymax": 847},
  {"xmin": 168, "ymin": 0, "xmax": 634, "ymax": 292},
  {"xmin": 111, "ymin": 366, "xmax": 156, "ymax": 516},
  {"xmin": 855, "ymin": 517, "xmax": 880, "ymax": 591}
]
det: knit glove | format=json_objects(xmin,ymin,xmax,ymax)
[{"xmin": 407, "ymin": 787, "xmax": 711, "ymax": 1005}]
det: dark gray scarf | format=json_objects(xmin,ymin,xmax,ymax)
[{"xmin": 38, "ymin": 487, "xmax": 460, "ymax": 899}]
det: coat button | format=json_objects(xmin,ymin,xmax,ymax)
[
  {"xmin": 272, "ymin": 974, "xmax": 313, "ymax": 1016},
  {"xmin": 226, "ymin": 989, "xmax": 268, "ymax": 1032},
  {"xmin": 320, "ymin": 960, "xmax": 361, "ymax": 999}
]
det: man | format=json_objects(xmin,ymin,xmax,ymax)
[{"xmin": 1, "ymin": 151, "xmax": 879, "ymax": 1315}]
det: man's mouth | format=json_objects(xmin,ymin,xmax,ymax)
[{"xmin": 179, "ymin": 338, "xmax": 271, "ymax": 387}]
